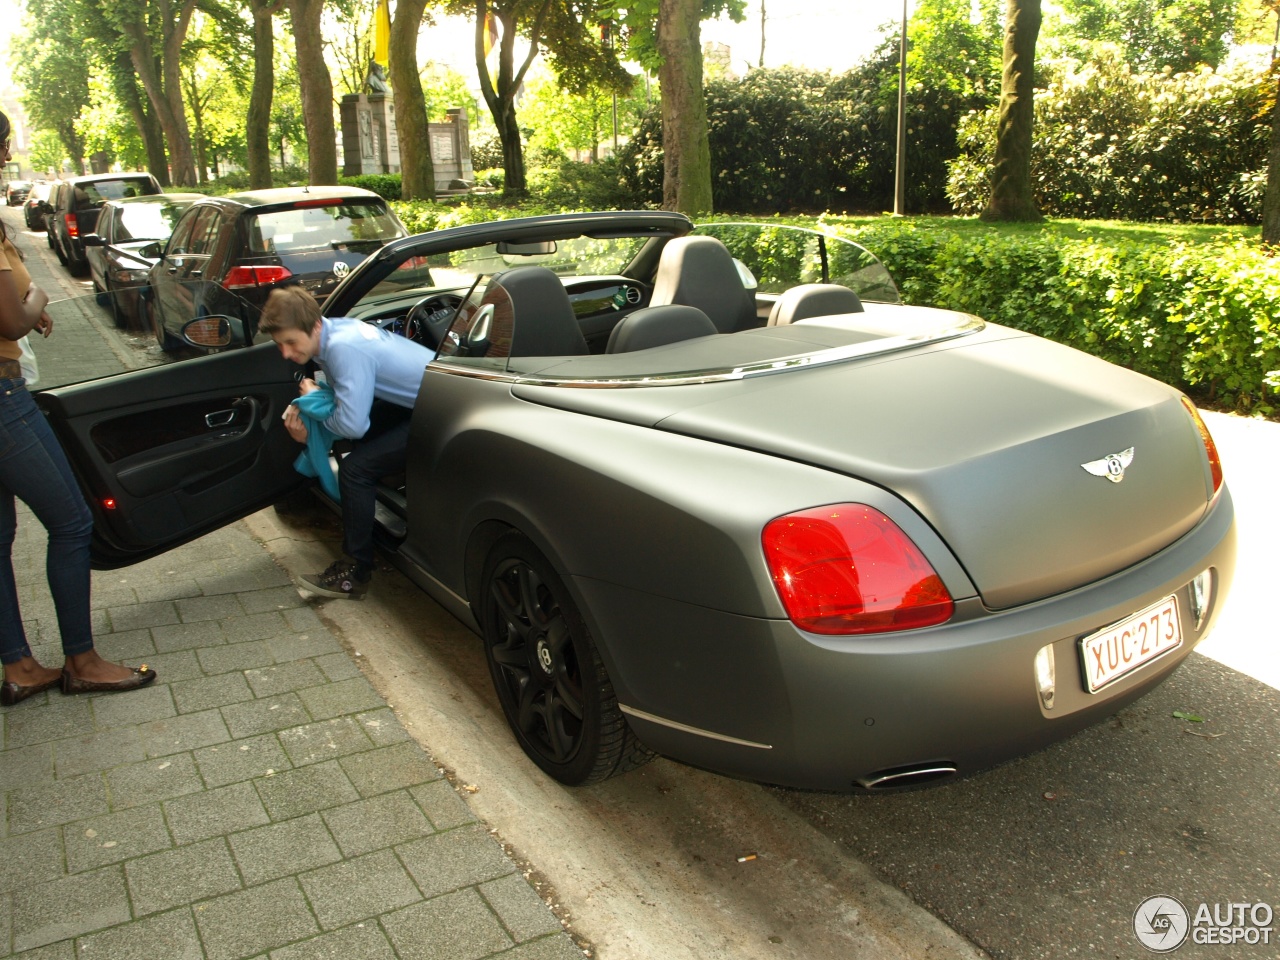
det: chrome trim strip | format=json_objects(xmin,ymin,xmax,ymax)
[
  {"xmin": 620, "ymin": 705, "xmax": 773, "ymax": 749},
  {"xmin": 428, "ymin": 315, "xmax": 985, "ymax": 388},
  {"xmin": 858, "ymin": 765, "xmax": 958, "ymax": 789}
]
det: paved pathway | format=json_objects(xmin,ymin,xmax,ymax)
[{"xmin": 1, "ymin": 209, "xmax": 584, "ymax": 960}]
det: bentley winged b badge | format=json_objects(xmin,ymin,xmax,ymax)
[{"xmin": 1081, "ymin": 447, "xmax": 1135, "ymax": 483}]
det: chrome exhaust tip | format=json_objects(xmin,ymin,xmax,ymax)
[{"xmin": 857, "ymin": 763, "xmax": 959, "ymax": 790}]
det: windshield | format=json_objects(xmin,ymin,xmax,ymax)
[
  {"xmin": 248, "ymin": 202, "xmax": 403, "ymax": 256},
  {"xmin": 355, "ymin": 234, "xmax": 654, "ymax": 309},
  {"xmin": 115, "ymin": 199, "xmax": 193, "ymax": 242}
]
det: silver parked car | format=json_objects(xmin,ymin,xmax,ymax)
[{"xmin": 36, "ymin": 212, "xmax": 1235, "ymax": 791}]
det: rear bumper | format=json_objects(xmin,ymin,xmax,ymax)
[{"xmin": 579, "ymin": 488, "xmax": 1237, "ymax": 792}]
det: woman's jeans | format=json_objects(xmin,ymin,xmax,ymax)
[{"xmin": 0, "ymin": 379, "xmax": 95, "ymax": 664}]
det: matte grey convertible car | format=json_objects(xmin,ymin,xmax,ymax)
[{"xmin": 36, "ymin": 211, "xmax": 1236, "ymax": 791}]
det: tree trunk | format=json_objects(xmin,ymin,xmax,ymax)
[
  {"xmin": 114, "ymin": 51, "xmax": 169, "ymax": 184},
  {"xmin": 288, "ymin": 0, "xmax": 339, "ymax": 185},
  {"xmin": 123, "ymin": 3, "xmax": 199, "ymax": 188},
  {"xmin": 390, "ymin": 0, "xmax": 435, "ymax": 200},
  {"xmin": 474, "ymin": 0, "xmax": 551, "ymax": 197},
  {"xmin": 1263, "ymin": 73, "xmax": 1280, "ymax": 245},
  {"xmin": 161, "ymin": 0, "xmax": 199, "ymax": 185},
  {"xmin": 246, "ymin": 0, "xmax": 276, "ymax": 190},
  {"xmin": 981, "ymin": 0, "xmax": 1042, "ymax": 222},
  {"xmin": 658, "ymin": 0, "xmax": 713, "ymax": 214}
]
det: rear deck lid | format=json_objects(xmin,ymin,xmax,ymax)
[{"xmin": 650, "ymin": 332, "xmax": 1210, "ymax": 609}]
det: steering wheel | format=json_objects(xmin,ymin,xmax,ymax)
[{"xmin": 403, "ymin": 294, "xmax": 464, "ymax": 351}]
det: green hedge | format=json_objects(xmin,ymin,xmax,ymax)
[{"xmin": 825, "ymin": 219, "xmax": 1280, "ymax": 413}]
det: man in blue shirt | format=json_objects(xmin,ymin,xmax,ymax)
[{"xmin": 259, "ymin": 286, "xmax": 435, "ymax": 598}]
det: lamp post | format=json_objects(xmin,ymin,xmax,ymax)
[{"xmin": 893, "ymin": 0, "xmax": 908, "ymax": 216}]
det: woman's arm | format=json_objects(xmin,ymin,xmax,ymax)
[{"xmin": 0, "ymin": 268, "xmax": 39, "ymax": 342}]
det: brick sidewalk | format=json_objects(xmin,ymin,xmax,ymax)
[{"xmin": 1, "ymin": 206, "xmax": 583, "ymax": 960}]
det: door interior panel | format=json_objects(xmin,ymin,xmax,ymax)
[{"xmin": 37, "ymin": 343, "xmax": 306, "ymax": 568}]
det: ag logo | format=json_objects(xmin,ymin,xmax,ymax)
[{"xmin": 1134, "ymin": 895, "xmax": 1190, "ymax": 953}]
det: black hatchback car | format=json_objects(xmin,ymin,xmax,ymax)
[
  {"xmin": 146, "ymin": 186, "xmax": 407, "ymax": 351},
  {"xmin": 48, "ymin": 172, "xmax": 163, "ymax": 275}
]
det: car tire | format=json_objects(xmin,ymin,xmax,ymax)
[
  {"xmin": 105, "ymin": 285, "xmax": 127, "ymax": 329},
  {"xmin": 479, "ymin": 532, "xmax": 653, "ymax": 786},
  {"xmin": 147, "ymin": 299, "xmax": 182, "ymax": 353},
  {"xmin": 53, "ymin": 238, "xmax": 67, "ymax": 265}
]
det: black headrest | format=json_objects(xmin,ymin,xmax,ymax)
[
  {"xmin": 606, "ymin": 305, "xmax": 718, "ymax": 353},
  {"xmin": 651, "ymin": 236, "xmax": 758, "ymax": 333},
  {"xmin": 487, "ymin": 266, "xmax": 587, "ymax": 358}
]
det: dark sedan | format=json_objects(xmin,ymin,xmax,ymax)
[
  {"xmin": 146, "ymin": 186, "xmax": 407, "ymax": 351},
  {"xmin": 5, "ymin": 179, "xmax": 33, "ymax": 205},
  {"xmin": 34, "ymin": 212, "xmax": 1235, "ymax": 792},
  {"xmin": 23, "ymin": 182, "xmax": 52, "ymax": 230},
  {"xmin": 82, "ymin": 193, "xmax": 203, "ymax": 328}
]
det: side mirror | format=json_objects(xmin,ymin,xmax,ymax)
[
  {"xmin": 182, "ymin": 315, "xmax": 246, "ymax": 349},
  {"xmin": 82, "ymin": 234, "xmax": 104, "ymax": 248}
]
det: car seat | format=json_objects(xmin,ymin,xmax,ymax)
[
  {"xmin": 767, "ymin": 284, "xmax": 863, "ymax": 326},
  {"xmin": 605, "ymin": 305, "xmax": 717, "ymax": 353},
  {"xmin": 648, "ymin": 236, "xmax": 758, "ymax": 333}
]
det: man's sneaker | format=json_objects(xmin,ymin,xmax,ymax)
[{"xmin": 300, "ymin": 559, "xmax": 370, "ymax": 600}]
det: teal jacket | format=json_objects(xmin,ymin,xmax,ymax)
[{"xmin": 291, "ymin": 385, "xmax": 341, "ymax": 500}]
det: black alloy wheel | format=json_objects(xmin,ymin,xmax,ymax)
[{"xmin": 480, "ymin": 533, "xmax": 652, "ymax": 786}]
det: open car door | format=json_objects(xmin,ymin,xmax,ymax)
[{"xmin": 33, "ymin": 293, "xmax": 306, "ymax": 569}]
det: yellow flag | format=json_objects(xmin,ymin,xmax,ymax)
[
  {"xmin": 375, "ymin": 0, "xmax": 390, "ymax": 65},
  {"xmin": 483, "ymin": 12, "xmax": 499, "ymax": 57}
]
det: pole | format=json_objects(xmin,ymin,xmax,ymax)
[{"xmin": 894, "ymin": 0, "xmax": 908, "ymax": 215}]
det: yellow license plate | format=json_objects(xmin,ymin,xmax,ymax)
[{"xmin": 1079, "ymin": 595, "xmax": 1182, "ymax": 694}]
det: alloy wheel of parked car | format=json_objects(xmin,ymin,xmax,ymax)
[{"xmin": 480, "ymin": 533, "xmax": 652, "ymax": 786}]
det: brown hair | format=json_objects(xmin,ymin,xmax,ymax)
[
  {"xmin": 0, "ymin": 110, "xmax": 11, "ymax": 250},
  {"xmin": 258, "ymin": 285, "xmax": 321, "ymax": 336}
]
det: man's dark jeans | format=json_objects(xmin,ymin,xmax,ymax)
[{"xmin": 339, "ymin": 402, "xmax": 412, "ymax": 572}]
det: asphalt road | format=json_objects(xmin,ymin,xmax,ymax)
[{"xmin": 7, "ymin": 201, "xmax": 1276, "ymax": 960}]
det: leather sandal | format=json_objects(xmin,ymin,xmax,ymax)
[
  {"xmin": 1, "ymin": 675, "xmax": 63, "ymax": 706},
  {"xmin": 61, "ymin": 665, "xmax": 157, "ymax": 695}
]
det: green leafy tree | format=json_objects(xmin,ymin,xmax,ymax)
[
  {"xmin": 13, "ymin": 0, "xmax": 92, "ymax": 174},
  {"xmin": 521, "ymin": 68, "xmax": 642, "ymax": 161},
  {"xmin": 286, "ymin": 0, "xmax": 339, "ymax": 184},
  {"xmin": 27, "ymin": 130, "xmax": 67, "ymax": 177},
  {"xmin": 1259, "ymin": 0, "xmax": 1280, "ymax": 243},
  {"xmin": 420, "ymin": 63, "xmax": 481, "ymax": 122},
  {"xmin": 982, "ymin": 0, "xmax": 1042, "ymax": 221},
  {"xmin": 438, "ymin": 0, "xmax": 633, "ymax": 196},
  {"xmin": 99, "ymin": 0, "xmax": 203, "ymax": 185},
  {"xmin": 246, "ymin": 0, "xmax": 280, "ymax": 188},
  {"xmin": 600, "ymin": 0, "xmax": 745, "ymax": 214},
  {"xmin": 389, "ymin": 0, "xmax": 436, "ymax": 200},
  {"xmin": 1046, "ymin": 0, "xmax": 1239, "ymax": 72}
]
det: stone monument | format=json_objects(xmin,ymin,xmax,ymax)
[{"xmin": 339, "ymin": 61, "xmax": 475, "ymax": 190}]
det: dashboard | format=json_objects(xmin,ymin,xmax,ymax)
[{"xmin": 364, "ymin": 275, "xmax": 651, "ymax": 353}]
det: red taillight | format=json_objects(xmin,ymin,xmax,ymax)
[
  {"xmin": 762, "ymin": 504, "xmax": 954, "ymax": 635},
  {"xmin": 223, "ymin": 265, "xmax": 293, "ymax": 290},
  {"xmin": 1180, "ymin": 397, "xmax": 1223, "ymax": 496},
  {"xmin": 66, "ymin": 213, "xmax": 78, "ymax": 238}
]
